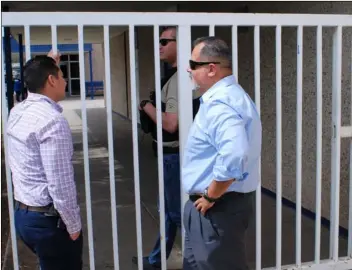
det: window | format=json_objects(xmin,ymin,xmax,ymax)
[
  {"xmin": 69, "ymin": 54, "xmax": 79, "ymax": 61},
  {"xmin": 70, "ymin": 63, "xmax": 80, "ymax": 78}
]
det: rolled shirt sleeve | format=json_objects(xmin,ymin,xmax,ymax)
[
  {"xmin": 39, "ymin": 116, "xmax": 81, "ymax": 234},
  {"xmin": 207, "ymin": 100, "xmax": 249, "ymax": 182}
]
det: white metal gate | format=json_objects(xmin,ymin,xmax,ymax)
[{"xmin": 1, "ymin": 12, "xmax": 352, "ymax": 270}]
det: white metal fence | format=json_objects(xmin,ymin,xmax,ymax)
[{"xmin": 1, "ymin": 12, "xmax": 352, "ymax": 270}]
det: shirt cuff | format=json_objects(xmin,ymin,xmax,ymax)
[
  {"xmin": 213, "ymin": 165, "xmax": 248, "ymax": 182},
  {"xmin": 66, "ymin": 218, "xmax": 82, "ymax": 234}
]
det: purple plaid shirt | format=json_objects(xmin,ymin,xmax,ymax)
[{"xmin": 7, "ymin": 92, "xmax": 81, "ymax": 234}]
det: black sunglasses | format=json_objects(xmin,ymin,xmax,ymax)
[
  {"xmin": 189, "ymin": 60, "xmax": 221, "ymax": 70},
  {"xmin": 159, "ymin": 38, "xmax": 176, "ymax": 46}
]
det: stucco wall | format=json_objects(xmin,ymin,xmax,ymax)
[
  {"xmin": 91, "ymin": 43, "xmax": 105, "ymax": 83},
  {"xmin": 84, "ymin": 43, "xmax": 105, "ymax": 95},
  {"xmin": 186, "ymin": 1, "xmax": 352, "ymax": 228},
  {"xmin": 109, "ymin": 33, "xmax": 128, "ymax": 116},
  {"xmin": 236, "ymin": 1, "xmax": 351, "ymax": 229},
  {"xmin": 107, "ymin": 2, "xmax": 351, "ymax": 228}
]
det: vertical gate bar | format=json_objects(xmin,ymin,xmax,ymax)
[
  {"xmin": 296, "ymin": 25, "xmax": 303, "ymax": 267},
  {"xmin": 275, "ymin": 24, "xmax": 282, "ymax": 269},
  {"xmin": 78, "ymin": 24, "xmax": 96, "ymax": 270},
  {"xmin": 329, "ymin": 25, "xmax": 342, "ymax": 262},
  {"xmin": 51, "ymin": 25, "xmax": 57, "ymax": 53},
  {"xmin": 1, "ymin": 27, "xmax": 20, "ymax": 270},
  {"xmin": 349, "ymin": 141, "xmax": 352, "ymax": 257},
  {"xmin": 314, "ymin": 24, "xmax": 323, "ymax": 264},
  {"xmin": 24, "ymin": 25, "xmax": 31, "ymax": 61},
  {"xmin": 128, "ymin": 24, "xmax": 144, "ymax": 270},
  {"xmin": 254, "ymin": 25, "xmax": 262, "ymax": 270},
  {"xmin": 177, "ymin": 25, "xmax": 193, "ymax": 253},
  {"xmin": 349, "ymin": 135, "xmax": 352, "ymax": 257},
  {"xmin": 348, "ymin": 38, "xmax": 352, "ymax": 258},
  {"xmin": 135, "ymin": 29, "xmax": 140, "ymax": 124},
  {"xmin": 103, "ymin": 25, "xmax": 120, "ymax": 270},
  {"xmin": 153, "ymin": 24, "xmax": 167, "ymax": 270},
  {"xmin": 232, "ymin": 25, "xmax": 238, "ymax": 80},
  {"xmin": 209, "ymin": 25, "xmax": 215, "ymax": 36}
]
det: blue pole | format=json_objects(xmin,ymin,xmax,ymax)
[
  {"xmin": 18, "ymin": 34, "xmax": 26, "ymax": 101},
  {"xmin": 89, "ymin": 50, "xmax": 94, "ymax": 100}
]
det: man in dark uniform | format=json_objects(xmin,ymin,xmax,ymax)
[{"xmin": 133, "ymin": 26, "xmax": 200, "ymax": 270}]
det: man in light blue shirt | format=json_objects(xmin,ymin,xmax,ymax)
[{"xmin": 182, "ymin": 37, "xmax": 262, "ymax": 270}]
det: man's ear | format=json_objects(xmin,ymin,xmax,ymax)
[
  {"xmin": 46, "ymin": 74, "xmax": 56, "ymax": 87},
  {"xmin": 208, "ymin": 63, "xmax": 217, "ymax": 77}
]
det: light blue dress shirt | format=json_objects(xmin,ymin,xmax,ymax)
[{"xmin": 182, "ymin": 75, "xmax": 262, "ymax": 194}]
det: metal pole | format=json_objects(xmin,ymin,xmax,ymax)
[
  {"xmin": 4, "ymin": 27, "xmax": 14, "ymax": 112},
  {"xmin": 18, "ymin": 34, "xmax": 26, "ymax": 100},
  {"xmin": 89, "ymin": 50, "xmax": 94, "ymax": 100}
]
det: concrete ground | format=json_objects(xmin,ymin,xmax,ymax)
[{"xmin": 2, "ymin": 97, "xmax": 348, "ymax": 270}]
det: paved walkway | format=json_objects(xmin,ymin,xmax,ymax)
[
  {"xmin": 61, "ymin": 97, "xmax": 183, "ymax": 270},
  {"xmin": 2, "ymin": 97, "xmax": 348, "ymax": 270}
]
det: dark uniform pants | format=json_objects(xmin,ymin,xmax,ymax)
[
  {"xmin": 14, "ymin": 204, "xmax": 83, "ymax": 270},
  {"xmin": 148, "ymin": 153, "xmax": 182, "ymax": 266},
  {"xmin": 183, "ymin": 191, "xmax": 255, "ymax": 270}
]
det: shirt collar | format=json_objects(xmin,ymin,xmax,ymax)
[
  {"xmin": 26, "ymin": 92, "xmax": 63, "ymax": 113},
  {"xmin": 200, "ymin": 75, "xmax": 236, "ymax": 103}
]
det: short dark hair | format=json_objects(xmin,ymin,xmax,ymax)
[
  {"xmin": 23, "ymin": 55, "xmax": 60, "ymax": 93},
  {"xmin": 161, "ymin": 26, "xmax": 177, "ymax": 39},
  {"xmin": 193, "ymin": 36, "xmax": 232, "ymax": 68}
]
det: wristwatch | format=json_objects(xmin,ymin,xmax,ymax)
[
  {"xmin": 202, "ymin": 187, "xmax": 218, "ymax": 203},
  {"xmin": 140, "ymin": 100, "xmax": 150, "ymax": 109}
]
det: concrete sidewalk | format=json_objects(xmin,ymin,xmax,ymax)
[
  {"xmin": 2, "ymin": 97, "xmax": 348, "ymax": 270},
  {"xmin": 76, "ymin": 98, "xmax": 349, "ymax": 269},
  {"xmin": 62, "ymin": 98, "xmax": 183, "ymax": 269}
]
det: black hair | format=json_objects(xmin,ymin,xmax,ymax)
[{"xmin": 23, "ymin": 55, "xmax": 60, "ymax": 93}]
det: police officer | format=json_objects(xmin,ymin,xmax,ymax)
[{"xmin": 134, "ymin": 26, "xmax": 200, "ymax": 269}]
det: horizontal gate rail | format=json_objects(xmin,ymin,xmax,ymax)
[
  {"xmin": 2, "ymin": 12, "xmax": 352, "ymax": 27},
  {"xmin": 2, "ymin": 11, "xmax": 352, "ymax": 270}
]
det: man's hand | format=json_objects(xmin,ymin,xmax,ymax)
[
  {"xmin": 139, "ymin": 100, "xmax": 151, "ymax": 111},
  {"xmin": 70, "ymin": 231, "xmax": 81, "ymax": 241},
  {"xmin": 47, "ymin": 49, "xmax": 61, "ymax": 65},
  {"xmin": 194, "ymin": 197, "xmax": 215, "ymax": 216}
]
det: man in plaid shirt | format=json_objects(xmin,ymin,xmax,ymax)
[{"xmin": 7, "ymin": 51, "xmax": 83, "ymax": 270}]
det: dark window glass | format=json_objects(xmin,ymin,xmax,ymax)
[
  {"xmin": 71, "ymin": 79, "xmax": 80, "ymax": 95},
  {"xmin": 61, "ymin": 55, "xmax": 69, "ymax": 61},
  {"xmin": 60, "ymin": 64, "xmax": 68, "ymax": 78},
  {"xmin": 70, "ymin": 63, "xmax": 80, "ymax": 78},
  {"xmin": 70, "ymin": 54, "xmax": 79, "ymax": 61}
]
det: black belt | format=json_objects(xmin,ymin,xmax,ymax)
[
  {"xmin": 189, "ymin": 191, "xmax": 250, "ymax": 202},
  {"xmin": 15, "ymin": 201, "xmax": 66, "ymax": 229},
  {"xmin": 16, "ymin": 201, "xmax": 53, "ymax": 213},
  {"xmin": 152, "ymin": 141, "xmax": 179, "ymax": 155}
]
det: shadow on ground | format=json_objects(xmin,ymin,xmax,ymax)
[{"xmin": 2, "ymin": 105, "xmax": 348, "ymax": 270}]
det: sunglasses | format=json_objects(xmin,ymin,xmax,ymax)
[
  {"xmin": 189, "ymin": 60, "xmax": 221, "ymax": 70},
  {"xmin": 159, "ymin": 38, "xmax": 176, "ymax": 46}
]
